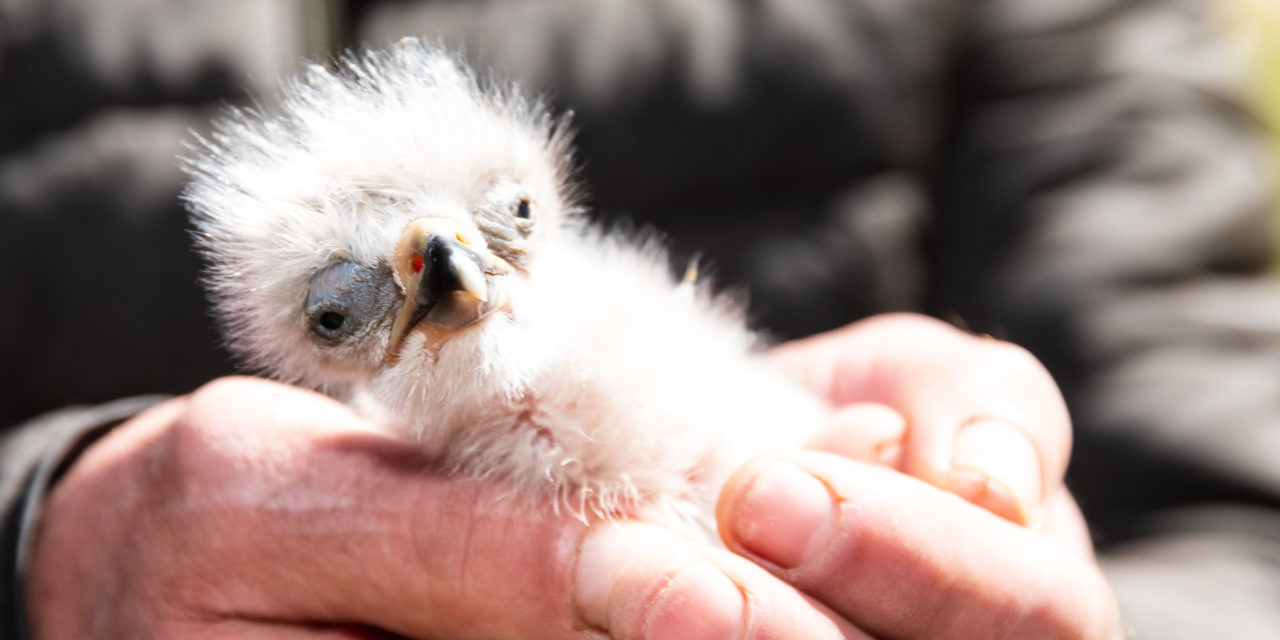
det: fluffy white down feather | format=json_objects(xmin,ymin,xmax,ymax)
[{"xmin": 184, "ymin": 38, "xmax": 827, "ymax": 524}]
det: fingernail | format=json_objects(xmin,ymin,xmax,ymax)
[
  {"xmin": 950, "ymin": 419, "xmax": 1042, "ymax": 525},
  {"xmin": 644, "ymin": 562, "xmax": 745, "ymax": 640},
  {"xmin": 729, "ymin": 461, "xmax": 838, "ymax": 570},
  {"xmin": 809, "ymin": 403, "xmax": 906, "ymax": 467},
  {"xmin": 574, "ymin": 523, "xmax": 743, "ymax": 640},
  {"xmin": 574, "ymin": 523, "xmax": 675, "ymax": 629}
]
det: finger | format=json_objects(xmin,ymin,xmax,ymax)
[
  {"xmin": 718, "ymin": 453, "xmax": 1121, "ymax": 640},
  {"xmin": 769, "ymin": 313, "xmax": 1070, "ymax": 524},
  {"xmin": 574, "ymin": 522, "xmax": 871, "ymax": 640},
  {"xmin": 175, "ymin": 621, "xmax": 411, "ymax": 640},
  {"xmin": 804, "ymin": 403, "xmax": 905, "ymax": 467},
  {"xmin": 143, "ymin": 377, "xmax": 603, "ymax": 639}
]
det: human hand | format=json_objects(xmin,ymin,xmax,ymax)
[
  {"xmin": 23, "ymin": 377, "xmax": 859, "ymax": 639},
  {"xmin": 709, "ymin": 313, "xmax": 1123, "ymax": 638},
  {"xmin": 557, "ymin": 314, "xmax": 1124, "ymax": 640},
  {"xmin": 767, "ymin": 312, "xmax": 1072, "ymax": 525},
  {"xmin": 25, "ymin": 314, "xmax": 1122, "ymax": 639}
]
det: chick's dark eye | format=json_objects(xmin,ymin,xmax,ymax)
[
  {"xmin": 318, "ymin": 311, "xmax": 346, "ymax": 331},
  {"xmin": 304, "ymin": 260, "xmax": 399, "ymax": 344},
  {"xmin": 309, "ymin": 305, "xmax": 349, "ymax": 341},
  {"xmin": 516, "ymin": 199, "xmax": 531, "ymax": 219}
]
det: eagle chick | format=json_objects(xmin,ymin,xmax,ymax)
[{"xmin": 184, "ymin": 39, "xmax": 826, "ymax": 524}]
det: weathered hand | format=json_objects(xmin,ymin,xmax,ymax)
[
  {"xmin": 710, "ymin": 313, "xmax": 1122, "ymax": 638},
  {"xmin": 768, "ymin": 313, "xmax": 1073, "ymax": 525},
  {"xmin": 24, "ymin": 377, "xmax": 856, "ymax": 639},
  {"xmin": 26, "ymin": 377, "xmax": 599, "ymax": 639},
  {"xmin": 568, "ymin": 314, "xmax": 1122, "ymax": 640}
]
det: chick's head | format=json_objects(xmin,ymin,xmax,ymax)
[{"xmin": 184, "ymin": 39, "xmax": 578, "ymax": 397}]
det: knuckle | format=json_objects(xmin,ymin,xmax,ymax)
[
  {"xmin": 150, "ymin": 377, "xmax": 273, "ymax": 487},
  {"xmin": 977, "ymin": 340, "xmax": 1065, "ymax": 405},
  {"xmin": 144, "ymin": 418, "xmax": 216, "ymax": 502},
  {"xmin": 981, "ymin": 339, "xmax": 1045, "ymax": 375},
  {"xmin": 982, "ymin": 339, "xmax": 1072, "ymax": 435},
  {"xmin": 187, "ymin": 375, "xmax": 281, "ymax": 414}
]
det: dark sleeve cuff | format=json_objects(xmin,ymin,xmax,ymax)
[{"xmin": 1, "ymin": 396, "xmax": 170, "ymax": 640}]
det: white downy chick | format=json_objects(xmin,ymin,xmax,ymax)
[{"xmin": 184, "ymin": 39, "xmax": 827, "ymax": 525}]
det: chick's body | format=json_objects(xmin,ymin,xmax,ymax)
[{"xmin": 185, "ymin": 39, "xmax": 826, "ymax": 522}]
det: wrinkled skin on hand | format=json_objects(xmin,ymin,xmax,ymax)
[
  {"xmin": 26, "ymin": 379, "xmax": 597, "ymax": 639},
  {"xmin": 580, "ymin": 314, "xmax": 1121, "ymax": 639},
  {"xmin": 26, "ymin": 313, "xmax": 1121, "ymax": 639}
]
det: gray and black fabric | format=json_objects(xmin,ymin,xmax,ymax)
[{"xmin": 0, "ymin": 396, "xmax": 168, "ymax": 638}]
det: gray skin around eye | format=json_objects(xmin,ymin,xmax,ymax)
[
  {"xmin": 473, "ymin": 180, "xmax": 537, "ymax": 267},
  {"xmin": 305, "ymin": 260, "xmax": 400, "ymax": 346}
]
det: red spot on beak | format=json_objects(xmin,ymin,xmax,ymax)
[{"xmin": 411, "ymin": 254, "xmax": 424, "ymax": 273}]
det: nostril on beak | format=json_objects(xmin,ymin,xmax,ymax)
[
  {"xmin": 421, "ymin": 234, "xmax": 457, "ymax": 301},
  {"xmin": 418, "ymin": 234, "xmax": 487, "ymax": 305},
  {"xmin": 426, "ymin": 234, "xmax": 453, "ymax": 260}
]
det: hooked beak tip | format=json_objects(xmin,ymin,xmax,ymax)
[{"xmin": 384, "ymin": 218, "xmax": 509, "ymax": 364}]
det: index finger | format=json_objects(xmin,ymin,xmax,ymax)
[{"xmin": 769, "ymin": 313, "xmax": 1071, "ymax": 525}]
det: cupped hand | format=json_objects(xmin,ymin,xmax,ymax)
[
  {"xmin": 709, "ymin": 312, "xmax": 1123, "ymax": 638},
  {"xmin": 768, "ymin": 312, "xmax": 1072, "ymax": 526},
  {"xmin": 563, "ymin": 313, "xmax": 1124, "ymax": 640},
  {"xmin": 24, "ymin": 377, "xmax": 853, "ymax": 639},
  {"xmin": 27, "ymin": 377, "xmax": 595, "ymax": 639}
]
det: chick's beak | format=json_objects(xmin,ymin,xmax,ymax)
[{"xmin": 386, "ymin": 218, "xmax": 508, "ymax": 362}]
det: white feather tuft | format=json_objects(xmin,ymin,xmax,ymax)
[{"xmin": 185, "ymin": 38, "xmax": 827, "ymax": 528}]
